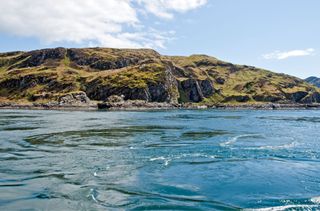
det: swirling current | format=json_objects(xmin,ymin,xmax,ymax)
[{"xmin": 0, "ymin": 109, "xmax": 320, "ymax": 210}]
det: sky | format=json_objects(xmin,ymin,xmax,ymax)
[{"xmin": 0, "ymin": 0, "xmax": 319, "ymax": 79}]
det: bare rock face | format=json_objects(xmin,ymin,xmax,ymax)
[
  {"xmin": 178, "ymin": 79, "xmax": 215, "ymax": 102},
  {"xmin": 67, "ymin": 49, "xmax": 140, "ymax": 71},
  {"xmin": 300, "ymin": 92, "xmax": 320, "ymax": 103},
  {"xmin": 147, "ymin": 82, "xmax": 171, "ymax": 102},
  {"xmin": 85, "ymin": 62, "xmax": 180, "ymax": 104},
  {"xmin": 58, "ymin": 92, "xmax": 90, "ymax": 106},
  {"xmin": 286, "ymin": 91, "xmax": 309, "ymax": 103},
  {"xmin": 253, "ymin": 94, "xmax": 283, "ymax": 102},
  {"xmin": 224, "ymin": 95, "xmax": 251, "ymax": 103},
  {"xmin": 85, "ymin": 83, "xmax": 150, "ymax": 102},
  {"xmin": 107, "ymin": 95, "xmax": 125, "ymax": 103},
  {"xmin": 0, "ymin": 74, "xmax": 54, "ymax": 91},
  {"xmin": 86, "ymin": 82, "xmax": 175, "ymax": 103},
  {"xmin": 10, "ymin": 48, "xmax": 66, "ymax": 69},
  {"xmin": 199, "ymin": 79, "xmax": 215, "ymax": 97}
]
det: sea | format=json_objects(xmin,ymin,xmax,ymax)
[{"xmin": 0, "ymin": 109, "xmax": 320, "ymax": 210}]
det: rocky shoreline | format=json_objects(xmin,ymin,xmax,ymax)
[{"xmin": 1, "ymin": 100, "xmax": 320, "ymax": 111}]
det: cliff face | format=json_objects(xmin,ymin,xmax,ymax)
[{"xmin": 0, "ymin": 47, "xmax": 320, "ymax": 106}]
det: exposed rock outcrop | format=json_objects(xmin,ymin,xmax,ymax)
[
  {"xmin": 224, "ymin": 95, "xmax": 251, "ymax": 103},
  {"xmin": 10, "ymin": 48, "xmax": 66, "ymax": 69},
  {"xmin": 178, "ymin": 79, "xmax": 215, "ymax": 102},
  {"xmin": 286, "ymin": 91, "xmax": 309, "ymax": 103},
  {"xmin": 58, "ymin": 92, "xmax": 90, "ymax": 106},
  {"xmin": 252, "ymin": 94, "xmax": 283, "ymax": 103},
  {"xmin": 300, "ymin": 92, "xmax": 320, "ymax": 103}
]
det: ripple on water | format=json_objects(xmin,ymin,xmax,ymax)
[
  {"xmin": 2, "ymin": 127, "xmax": 41, "ymax": 131},
  {"xmin": 165, "ymin": 114, "xmax": 242, "ymax": 120},
  {"xmin": 258, "ymin": 116, "xmax": 320, "ymax": 123},
  {"xmin": 219, "ymin": 134, "xmax": 264, "ymax": 147},
  {"xmin": 245, "ymin": 196, "xmax": 320, "ymax": 211},
  {"xmin": 181, "ymin": 130, "xmax": 230, "ymax": 140},
  {"xmin": 1, "ymin": 110, "xmax": 320, "ymax": 210}
]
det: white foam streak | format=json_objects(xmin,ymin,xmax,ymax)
[
  {"xmin": 220, "ymin": 134, "xmax": 259, "ymax": 147},
  {"xmin": 245, "ymin": 204, "xmax": 318, "ymax": 211},
  {"xmin": 256, "ymin": 142, "xmax": 297, "ymax": 150},
  {"xmin": 311, "ymin": 196, "xmax": 320, "ymax": 204}
]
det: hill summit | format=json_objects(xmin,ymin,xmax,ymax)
[{"xmin": 305, "ymin": 76, "xmax": 320, "ymax": 88}]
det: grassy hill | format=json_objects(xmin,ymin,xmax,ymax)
[
  {"xmin": 305, "ymin": 76, "xmax": 320, "ymax": 88},
  {"xmin": 0, "ymin": 47, "xmax": 319, "ymax": 106}
]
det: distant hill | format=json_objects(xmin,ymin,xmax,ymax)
[
  {"xmin": 1, "ymin": 47, "xmax": 320, "ymax": 106},
  {"xmin": 305, "ymin": 76, "xmax": 320, "ymax": 88}
]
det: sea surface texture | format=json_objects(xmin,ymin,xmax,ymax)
[{"xmin": 0, "ymin": 109, "xmax": 320, "ymax": 210}]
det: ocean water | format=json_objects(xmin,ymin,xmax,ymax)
[{"xmin": 0, "ymin": 109, "xmax": 320, "ymax": 211}]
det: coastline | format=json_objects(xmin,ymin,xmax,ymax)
[{"xmin": 1, "ymin": 101, "xmax": 320, "ymax": 111}]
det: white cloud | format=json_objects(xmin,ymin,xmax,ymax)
[
  {"xmin": 0, "ymin": 0, "xmax": 206, "ymax": 49},
  {"xmin": 263, "ymin": 48, "xmax": 316, "ymax": 60},
  {"xmin": 138, "ymin": 0, "xmax": 207, "ymax": 19}
]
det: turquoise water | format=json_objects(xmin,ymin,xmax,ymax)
[{"xmin": 0, "ymin": 109, "xmax": 320, "ymax": 210}]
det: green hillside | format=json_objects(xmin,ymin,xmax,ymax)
[{"xmin": 0, "ymin": 47, "xmax": 319, "ymax": 106}]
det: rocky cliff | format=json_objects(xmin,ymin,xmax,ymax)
[{"xmin": 0, "ymin": 47, "xmax": 320, "ymax": 107}]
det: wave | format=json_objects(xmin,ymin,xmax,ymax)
[
  {"xmin": 149, "ymin": 156, "xmax": 166, "ymax": 161},
  {"xmin": 245, "ymin": 196, "xmax": 320, "ymax": 211},
  {"xmin": 220, "ymin": 134, "xmax": 262, "ymax": 147},
  {"xmin": 245, "ymin": 204, "xmax": 319, "ymax": 211},
  {"xmin": 258, "ymin": 116, "xmax": 320, "ymax": 123},
  {"xmin": 149, "ymin": 153, "xmax": 218, "ymax": 166},
  {"xmin": 149, "ymin": 156, "xmax": 171, "ymax": 166},
  {"xmin": 246, "ymin": 142, "xmax": 297, "ymax": 150},
  {"xmin": 311, "ymin": 196, "xmax": 320, "ymax": 204}
]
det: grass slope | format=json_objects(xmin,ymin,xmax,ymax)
[{"xmin": 0, "ymin": 47, "xmax": 319, "ymax": 105}]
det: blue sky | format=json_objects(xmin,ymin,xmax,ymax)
[{"xmin": 0, "ymin": 0, "xmax": 319, "ymax": 78}]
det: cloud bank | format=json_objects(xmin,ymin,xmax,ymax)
[
  {"xmin": 263, "ymin": 48, "xmax": 315, "ymax": 60},
  {"xmin": 0, "ymin": 0, "xmax": 207, "ymax": 49},
  {"xmin": 138, "ymin": 0, "xmax": 207, "ymax": 19}
]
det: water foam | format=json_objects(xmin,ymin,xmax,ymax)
[
  {"xmin": 150, "ymin": 156, "xmax": 166, "ymax": 161},
  {"xmin": 220, "ymin": 134, "xmax": 260, "ymax": 147},
  {"xmin": 150, "ymin": 156, "xmax": 171, "ymax": 166},
  {"xmin": 259, "ymin": 142, "xmax": 296, "ymax": 150},
  {"xmin": 245, "ymin": 204, "xmax": 318, "ymax": 211},
  {"xmin": 311, "ymin": 196, "xmax": 320, "ymax": 204}
]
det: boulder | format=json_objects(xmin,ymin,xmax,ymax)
[
  {"xmin": 58, "ymin": 92, "xmax": 90, "ymax": 106},
  {"xmin": 107, "ymin": 95, "xmax": 125, "ymax": 103},
  {"xmin": 215, "ymin": 77, "xmax": 225, "ymax": 85}
]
